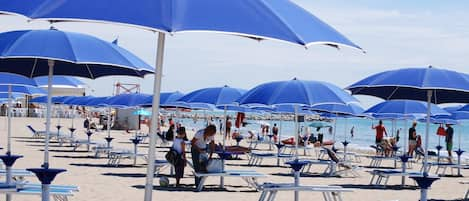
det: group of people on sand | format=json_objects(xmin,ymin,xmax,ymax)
[{"xmin": 372, "ymin": 120, "xmax": 454, "ymax": 162}]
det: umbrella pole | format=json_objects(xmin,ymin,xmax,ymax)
[
  {"xmin": 5, "ymin": 85, "xmax": 12, "ymax": 201},
  {"xmin": 421, "ymin": 90, "xmax": 432, "ymax": 201},
  {"xmin": 343, "ymin": 117, "xmax": 347, "ymax": 161},
  {"xmin": 277, "ymin": 114, "xmax": 283, "ymax": 166},
  {"xmin": 221, "ymin": 105, "xmax": 227, "ymax": 188},
  {"xmin": 293, "ymin": 105, "xmax": 299, "ymax": 201},
  {"xmin": 144, "ymin": 32, "xmax": 165, "ymax": 201},
  {"xmin": 401, "ymin": 119, "xmax": 408, "ymax": 186},
  {"xmin": 7, "ymin": 85, "xmax": 12, "ymax": 155}
]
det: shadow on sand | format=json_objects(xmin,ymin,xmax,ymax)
[
  {"xmin": 69, "ymin": 163, "xmax": 143, "ymax": 168},
  {"xmin": 337, "ymin": 184, "xmax": 419, "ymax": 190}
]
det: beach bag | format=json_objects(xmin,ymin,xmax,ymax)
[
  {"xmin": 165, "ymin": 149, "xmax": 178, "ymax": 165},
  {"xmin": 437, "ymin": 126, "xmax": 447, "ymax": 136},
  {"xmin": 206, "ymin": 159, "xmax": 223, "ymax": 173}
]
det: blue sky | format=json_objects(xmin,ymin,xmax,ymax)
[{"xmin": 0, "ymin": 1, "xmax": 468, "ymax": 108}]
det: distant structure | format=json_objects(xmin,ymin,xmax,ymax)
[{"xmin": 112, "ymin": 82, "xmax": 141, "ymax": 130}]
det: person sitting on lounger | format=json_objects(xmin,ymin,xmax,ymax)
[{"xmin": 216, "ymin": 143, "xmax": 251, "ymax": 153}]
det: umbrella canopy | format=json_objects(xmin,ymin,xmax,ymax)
[
  {"xmin": 105, "ymin": 93, "xmax": 151, "ymax": 108},
  {"xmin": 63, "ymin": 96, "xmax": 95, "ymax": 106},
  {"xmin": 177, "ymin": 85, "xmax": 246, "ymax": 107},
  {"xmin": 140, "ymin": 91, "xmax": 184, "ymax": 107},
  {"xmin": 311, "ymin": 103, "xmax": 365, "ymax": 116},
  {"xmin": 347, "ymin": 66, "xmax": 469, "ymax": 104},
  {"xmin": 364, "ymin": 100, "xmax": 450, "ymax": 119},
  {"xmin": 0, "ymin": 72, "xmax": 38, "ymax": 86},
  {"xmin": 30, "ymin": 96, "xmax": 73, "ymax": 104},
  {"xmin": 237, "ymin": 78, "xmax": 358, "ymax": 107},
  {"xmin": 0, "ymin": 29, "xmax": 154, "ymax": 78},
  {"xmin": 84, "ymin": 96, "xmax": 110, "ymax": 107},
  {"xmin": 34, "ymin": 76, "xmax": 85, "ymax": 88},
  {"xmin": 0, "ymin": 0, "xmax": 362, "ymax": 50},
  {"xmin": 0, "ymin": 85, "xmax": 46, "ymax": 96},
  {"xmin": 443, "ymin": 105, "xmax": 464, "ymax": 113}
]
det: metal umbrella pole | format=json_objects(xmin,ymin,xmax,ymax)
[{"xmin": 144, "ymin": 33, "xmax": 165, "ymax": 201}]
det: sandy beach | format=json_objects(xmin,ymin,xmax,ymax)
[{"xmin": 0, "ymin": 116, "xmax": 466, "ymax": 201}]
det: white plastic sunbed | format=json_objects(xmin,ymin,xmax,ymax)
[
  {"xmin": 258, "ymin": 183, "xmax": 353, "ymax": 201},
  {"xmin": 248, "ymin": 152, "xmax": 294, "ymax": 166},
  {"xmin": 193, "ymin": 170, "xmax": 266, "ymax": 192},
  {"xmin": 0, "ymin": 183, "xmax": 79, "ymax": 201},
  {"xmin": 367, "ymin": 169, "xmax": 422, "ymax": 187}
]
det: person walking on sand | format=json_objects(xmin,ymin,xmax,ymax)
[
  {"xmin": 445, "ymin": 124, "xmax": 454, "ymax": 163},
  {"xmin": 191, "ymin": 125, "xmax": 216, "ymax": 186}
]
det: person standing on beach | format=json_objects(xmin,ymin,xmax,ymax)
[
  {"xmin": 408, "ymin": 122, "xmax": 417, "ymax": 157},
  {"xmin": 445, "ymin": 124, "xmax": 454, "ymax": 163},
  {"xmin": 272, "ymin": 123, "xmax": 279, "ymax": 142},
  {"xmin": 225, "ymin": 116, "xmax": 232, "ymax": 140},
  {"xmin": 372, "ymin": 120, "xmax": 387, "ymax": 145},
  {"xmin": 191, "ymin": 125, "xmax": 216, "ymax": 186},
  {"xmin": 172, "ymin": 127, "xmax": 187, "ymax": 187}
]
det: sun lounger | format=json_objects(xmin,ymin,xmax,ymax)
[
  {"xmin": 12, "ymin": 184, "xmax": 78, "ymax": 201},
  {"xmin": 72, "ymin": 139, "xmax": 98, "ymax": 151},
  {"xmin": 300, "ymin": 159, "xmax": 335, "ymax": 175},
  {"xmin": 248, "ymin": 152, "xmax": 294, "ymax": 166},
  {"xmin": 257, "ymin": 183, "xmax": 353, "ymax": 201},
  {"xmin": 107, "ymin": 150, "xmax": 147, "ymax": 167},
  {"xmin": 193, "ymin": 170, "xmax": 266, "ymax": 192},
  {"xmin": 323, "ymin": 148, "xmax": 361, "ymax": 177},
  {"xmin": 426, "ymin": 162, "xmax": 469, "ymax": 176},
  {"xmin": 26, "ymin": 125, "xmax": 62, "ymax": 139},
  {"xmin": 367, "ymin": 169, "xmax": 422, "ymax": 187}
]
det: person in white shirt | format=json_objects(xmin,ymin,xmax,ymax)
[
  {"xmin": 191, "ymin": 125, "xmax": 216, "ymax": 186},
  {"xmin": 172, "ymin": 127, "xmax": 187, "ymax": 186}
]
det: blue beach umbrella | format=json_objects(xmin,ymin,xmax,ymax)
[
  {"xmin": 140, "ymin": 91, "xmax": 184, "ymax": 107},
  {"xmin": 105, "ymin": 93, "xmax": 151, "ymax": 108},
  {"xmin": 237, "ymin": 78, "xmax": 358, "ymax": 107},
  {"xmin": 63, "ymin": 96, "xmax": 95, "ymax": 106},
  {"xmin": 347, "ymin": 66, "xmax": 469, "ymax": 201},
  {"xmin": 0, "ymin": 3, "xmax": 364, "ymax": 199},
  {"xmin": 365, "ymin": 100, "xmax": 450, "ymax": 118},
  {"xmin": 84, "ymin": 96, "xmax": 111, "ymax": 108},
  {"xmin": 0, "ymin": 29, "xmax": 154, "ymax": 201},
  {"xmin": 237, "ymin": 79, "xmax": 359, "ymax": 150}
]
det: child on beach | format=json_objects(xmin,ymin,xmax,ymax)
[{"xmin": 172, "ymin": 127, "xmax": 187, "ymax": 186}]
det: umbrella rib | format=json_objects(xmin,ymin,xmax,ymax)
[
  {"xmin": 386, "ymin": 86, "xmax": 400, "ymax": 100},
  {"xmin": 85, "ymin": 64, "xmax": 94, "ymax": 79},
  {"xmin": 30, "ymin": 58, "xmax": 38, "ymax": 78}
]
